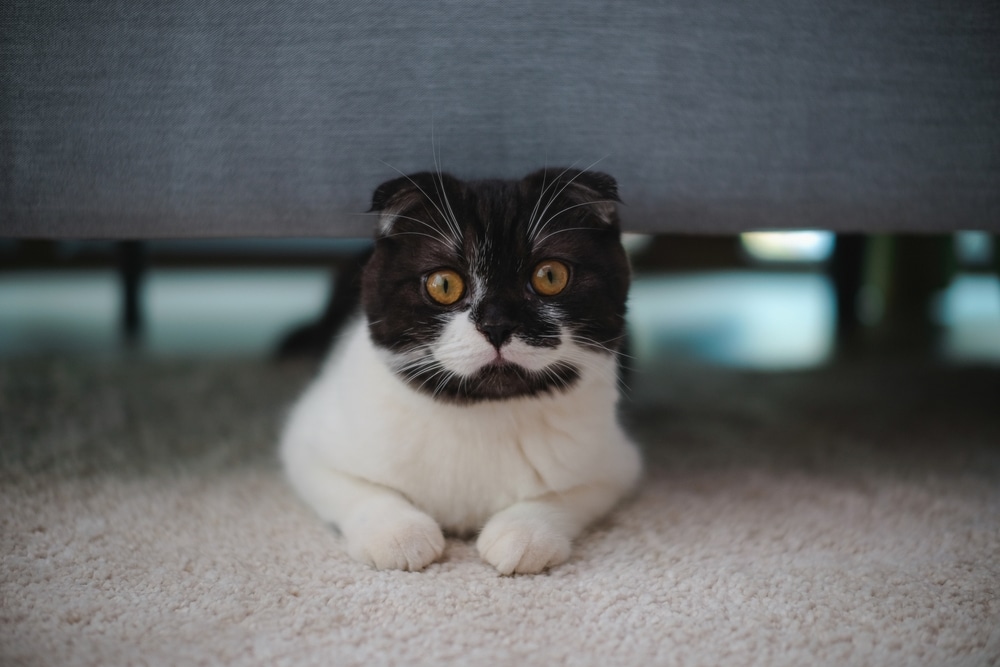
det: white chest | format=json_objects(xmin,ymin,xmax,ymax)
[{"xmin": 288, "ymin": 321, "xmax": 636, "ymax": 533}]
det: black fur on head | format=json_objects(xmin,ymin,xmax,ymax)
[{"xmin": 361, "ymin": 167, "xmax": 630, "ymax": 403}]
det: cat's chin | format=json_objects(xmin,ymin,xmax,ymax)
[{"xmin": 400, "ymin": 359, "xmax": 581, "ymax": 404}]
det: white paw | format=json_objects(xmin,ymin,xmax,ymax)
[
  {"xmin": 345, "ymin": 509, "xmax": 445, "ymax": 571},
  {"xmin": 477, "ymin": 515, "xmax": 571, "ymax": 575}
]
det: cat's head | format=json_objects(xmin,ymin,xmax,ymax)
[{"xmin": 361, "ymin": 167, "xmax": 630, "ymax": 403}]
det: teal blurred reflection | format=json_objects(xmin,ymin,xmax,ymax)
[{"xmin": 1, "ymin": 266, "xmax": 998, "ymax": 367}]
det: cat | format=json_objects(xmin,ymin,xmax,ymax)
[{"xmin": 280, "ymin": 167, "xmax": 642, "ymax": 574}]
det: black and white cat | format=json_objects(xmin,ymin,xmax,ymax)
[{"xmin": 280, "ymin": 168, "xmax": 642, "ymax": 574}]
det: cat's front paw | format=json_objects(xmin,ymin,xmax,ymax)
[
  {"xmin": 477, "ymin": 515, "xmax": 571, "ymax": 575},
  {"xmin": 344, "ymin": 508, "xmax": 445, "ymax": 572}
]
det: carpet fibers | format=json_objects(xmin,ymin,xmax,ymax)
[{"xmin": 1, "ymin": 357, "xmax": 998, "ymax": 666}]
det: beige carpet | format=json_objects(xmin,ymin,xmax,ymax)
[{"xmin": 1, "ymin": 357, "xmax": 999, "ymax": 666}]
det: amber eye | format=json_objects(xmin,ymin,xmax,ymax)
[
  {"xmin": 425, "ymin": 269, "xmax": 465, "ymax": 305},
  {"xmin": 531, "ymin": 260, "xmax": 570, "ymax": 296}
]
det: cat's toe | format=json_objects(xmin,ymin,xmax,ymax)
[
  {"xmin": 348, "ymin": 512, "xmax": 445, "ymax": 571},
  {"xmin": 477, "ymin": 517, "xmax": 571, "ymax": 575}
]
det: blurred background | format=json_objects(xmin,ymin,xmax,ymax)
[{"xmin": 2, "ymin": 232, "xmax": 998, "ymax": 370}]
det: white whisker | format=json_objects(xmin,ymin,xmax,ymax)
[
  {"xmin": 571, "ymin": 333, "xmax": 632, "ymax": 358},
  {"xmin": 526, "ymin": 162, "xmax": 582, "ymax": 241},
  {"xmin": 529, "ymin": 155, "xmax": 609, "ymax": 241},
  {"xmin": 386, "ymin": 231, "xmax": 457, "ymax": 247},
  {"xmin": 533, "ymin": 203, "xmax": 619, "ymax": 246},
  {"xmin": 357, "ymin": 211, "xmax": 457, "ymax": 249},
  {"xmin": 431, "ymin": 131, "xmax": 464, "ymax": 246},
  {"xmin": 377, "ymin": 159, "xmax": 463, "ymax": 249}
]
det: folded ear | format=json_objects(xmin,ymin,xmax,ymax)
[
  {"xmin": 369, "ymin": 174, "xmax": 420, "ymax": 213},
  {"xmin": 368, "ymin": 172, "xmax": 458, "ymax": 236},
  {"xmin": 522, "ymin": 168, "xmax": 622, "ymax": 226}
]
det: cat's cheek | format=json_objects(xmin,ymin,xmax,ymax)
[{"xmin": 432, "ymin": 312, "xmax": 496, "ymax": 377}]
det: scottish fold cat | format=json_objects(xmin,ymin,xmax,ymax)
[{"xmin": 280, "ymin": 168, "xmax": 641, "ymax": 574}]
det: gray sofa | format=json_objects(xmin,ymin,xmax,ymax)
[{"xmin": 3, "ymin": 1, "xmax": 998, "ymax": 239}]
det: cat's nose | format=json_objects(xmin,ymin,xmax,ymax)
[{"xmin": 478, "ymin": 322, "xmax": 516, "ymax": 349}]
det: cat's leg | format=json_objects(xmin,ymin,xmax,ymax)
[
  {"xmin": 477, "ymin": 483, "xmax": 625, "ymax": 575},
  {"xmin": 286, "ymin": 451, "xmax": 445, "ymax": 571}
]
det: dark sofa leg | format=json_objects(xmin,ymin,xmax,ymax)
[
  {"xmin": 830, "ymin": 233, "xmax": 867, "ymax": 344},
  {"xmin": 880, "ymin": 235, "xmax": 952, "ymax": 348},
  {"xmin": 118, "ymin": 241, "xmax": 145, "ymax": 345},
  {"xmin": 995, "ymin": 236, "xmax": 1000, "ymax": 302}
]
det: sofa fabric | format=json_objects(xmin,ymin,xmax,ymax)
[{"xmin": 2, "ymin": 1, "xmax": 998, "ymax": 238}]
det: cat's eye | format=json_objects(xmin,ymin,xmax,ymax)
[
  {"xmin": 531, "ymin": 260, "xmax": 570, "ymax": 296},
  {"xmin": 425, "ymin": 269, "xmax": 465, "ymax": 305}
]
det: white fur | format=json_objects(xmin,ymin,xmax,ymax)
[
  {"xmin": 434, "ymin": 312, "xmax": 563, "ymax": 375},
  {"xmin": 280, "ymin": 317, "xmax": 642, "ymax": 574}
]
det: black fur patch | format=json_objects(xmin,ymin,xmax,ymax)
[{"xmin": 361, "ymin": 168, "xmax": 630, "ymax": 403}]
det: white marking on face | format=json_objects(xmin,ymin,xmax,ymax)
[
  {"xmin": 377, "ymin": 213, "xmax": 395, "ymax": 236},
  {"xmin": 502, "ymin": 337, "xmax": 563, "ymax": 371},
  {"xmin": 468, "ymin": 272, "xmax": 485, "ymax": 309},
  {"xmin": 538, "ymin": 303, "xmax": 566, "ymax": 326},
  {"xmin": 433, "ymin": 312, "xmax": 497, "ymax": 376},
  {"xmin": 433, "ymin": 311, "xmax": 567, "ymax": 377}
]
